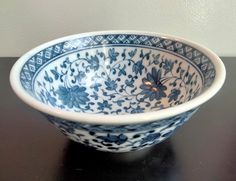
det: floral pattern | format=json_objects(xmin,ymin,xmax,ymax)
[
  {"xmin": 18, "ymin": 33, "xmax": 216, "ymax": 152},
  {"xmin": 44, "ymin": 108, "xmax": 197, "ymax": 152},
  {"xmin": 19, "ymin": 33, "xmax": 216, "ymax": 116},
  {"xmin": 32, "ymin": 46, "xmax": 203, "ymax": 114},
  {"xmin": 108, "ymin": 48, "xmax": 119, "ymax": 64},
  {"xmin": 87, "ymin": 55, "xmax": 100, "ymax": 71},
  {"xmin": 168, "ymin": 89, "xmax": 181, "ymax": 102},
  {"xmin": 140, "ymin": 133, "xmax": 161, "ymax": 145},
  {"xmin": 56, "ymin": 86, "xmax": 89, "ymax": 109},
  {"xmin": 97, "ymin": 134, "xmax": 128, "ymax": 145},
  {"xmin": 140, "ymin": 68, "xmax": 167, "ymax": 101}
]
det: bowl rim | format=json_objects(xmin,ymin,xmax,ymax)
[{"xmin": 9, "ymin": 30, "xmax": 226, "ymax": 125}]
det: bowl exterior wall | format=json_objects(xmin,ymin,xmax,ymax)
[{"xmin": 44, "ymin": 108, "xmax": 197, "ymax": 152}]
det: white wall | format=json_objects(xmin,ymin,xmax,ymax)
[{"xmin": 1, "ymin": 0, "xmax": 236, "ymax": 57}]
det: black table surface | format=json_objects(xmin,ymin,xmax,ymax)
[{"xmin": 0, "ymin": 57, "xmax": 235, "ymax": 181}]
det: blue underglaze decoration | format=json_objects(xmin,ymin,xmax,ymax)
[
  {"xmin": 19, "ymin": 34, "xmax": 215, "ymax": 115},
  {"xmin": 30, "ymin": 46, "xmax": 202, "ymax": 114},
  {"xmin": 44, "ymin": 108, "xmax": 197, "ymax": 152},
  {"xmin": 18, "ymin": 33, "xmax": 216, "ymax": 152},
  {"xmin": 140, "ymin": 68, "xmax": 167, "ymax": 101}
]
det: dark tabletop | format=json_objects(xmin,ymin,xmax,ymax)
[{"xmin": 0, "ymin": 57, "xmax": 235, "ymax": 181}]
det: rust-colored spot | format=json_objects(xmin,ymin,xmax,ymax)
[
  {"xmin": 144, "ymin": 81, "xmax": 152, "ymax": 86},
  {"xmin": 151, "ymin": 87, "xmax": 158, "ymax": 92}
]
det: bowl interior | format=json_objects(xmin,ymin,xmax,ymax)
[{"xmin": 19, "ymin": 33, "xmax": 216, "ymax": 115}]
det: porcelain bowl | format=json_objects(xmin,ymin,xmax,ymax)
[{"xmin": 10, "ymin": 31, "xmax": 225, "ymax": 152}]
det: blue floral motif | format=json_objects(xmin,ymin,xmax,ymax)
[
  {"xmin": 131, "ymin": 106, "xmax": 145, "ymax": 114},
  {"xmin": 140, "ymin": 68, "xmax": 167, "ymax": 101},
  {"xmin": 91, "ymin": 91, "xmax": 99, "ymax": 100},
  {"xmin": 44, "ymin": 71, "xmax": 53, "ymax": 83},
  {"xmin": 152, "ymin": 54, "xmax": 160, "ymax": 65},
  {"xmin": 118, "ymin": 65, "xmax": 126, "ymax": 76},
  {"xmin": 128, "ymin": 49, "xmax": 137, "ymax": 58},
  {"xmin": 125, "ymin": 79, "xmax": 135, "ymax": 88},
  {"xmin": 43, "ymin": 109, "xmax": 197, "ymax": 152},
  {"xmin": 46, "ymin": 92, "xmax": 57, "ymax": 106},
  {"xmin": 97, "ymin": 100, "xmax": 112, "ymax": 111},
  {"xmin": 105, "ymin": 78, "xmax": 117, "ymax": 91},
  {"xmin": 168, "ymin": 89, "xmax": 181, "ymax": 102},
  {"xmin": 141, "ymin": 133, "xmax": 161, "ymax": 145},
  {"xmin": 97, "ymin": 134, "xmax": 128, "ymax": 145},
  {"xmin": 163, "ymin": 59, "xmax": 174, "ymax": 75},
  {"xmin": 90, "ymin": 82, "xmax": 102, "ymax": 91},
  {"xmin": 56, "ymin": 86, "xmax": 89, "ymax": 108},
  {"xmin": 50, "ymin": 67, "xmax": 60, "ymax": 80},
  {"xmin": 132, "ymin": 60, "xmax": 144, "ymax": 75},
  {"xmin": 108, "ymin": 48, "xmax": 119, "ymax": 64},
  {"xmin": 115, "ymin": 99, "xmax": 125, "ymax": 106},
  {"xmin": 76, "ymin": 71, "xmax": 86, "ymax": 83},
  {"xmin": 87, "ymin": 55, "xmax": 100, "ymax": 71}
]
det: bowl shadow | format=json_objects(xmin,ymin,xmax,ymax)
[{"xmin": 57, "ymin": 140, "xmax": 178, "ymax": 181}]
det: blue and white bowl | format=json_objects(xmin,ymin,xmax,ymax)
[{"xmin": 10, "ymin": 31, "xmax": 225, "ymax": 152}]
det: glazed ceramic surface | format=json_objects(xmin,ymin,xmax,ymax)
[
  {"xmin": 10, "ymin": 31, "xmax": 225, "ymax": 152},
  {"xmin": 44, "ymin": 109, "xmax": 196, "ymax": 152}
]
